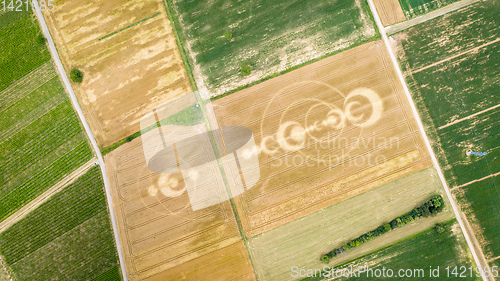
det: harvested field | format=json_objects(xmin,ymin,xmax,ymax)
[
  {"xmin": 143, "ymin": 242, "xmax": 255, "ymax": 281},
  {"xmin": 248, "ymin": 167, "xmax": 455, "ymax": 280},
  {"xmin": 43, "ymin": 0, "xmax": 192, "ymax": 147},
  {"xmin": 212, "ymin": 40, "xmax": 433, "ymax": 237},
  {"xmin": 373, "ymin": 0, "xmax": 406, "ymax": 26},
  {"xmin": 105, "ymin": 135, "xmax": 252, "ymax": 281},
  {"xmin": 168, "ymin": 0, "xmax": 376, "ymax": 96}
]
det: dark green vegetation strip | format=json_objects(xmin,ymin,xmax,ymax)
[
  {"xmin": 98, "ymin": 12, "xmax": 161, "ymax": 41},
  {"xmin": 167, "ymin": 0, "xmax": 376, "ymax": 95},
  {"xmin": 398, "ymin": 0, "xmax": 461, "ymax": 19},
  {"xmin": 0, "ymin": 11, "xmax": 50, "ymax": 91},
  {"xmin": 454, "ymin": 175, "xmax": 500, "ymax": 258},
  {"xmin": 305, "ymin": 221, "xmax": 477, "ymax": 281},
  {"xmin": 321, "ymin": 196, "xmax": 445, "ymax": 264},
  {"xmin": 0, "ymin": 167, "xmax": 120, "ymax": 281},
  {"xmin": 102, "ymin": 103, "xmax": 201, "ymax": 155}
]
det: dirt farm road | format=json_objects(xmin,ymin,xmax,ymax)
[
  {"xmin": 385, "ymin": 0, "xmax": 480, "ymax": 35},
  {"xmin": 367, "ymin": 0, "xmax": 491, "ymax": 280},
  {"xmin": 0, "ymin": 158, "xmax": 97, "ymax": 233},
  {"xmin": 31, "ymin": 1, "xmax": 128, "ymax": 280}
]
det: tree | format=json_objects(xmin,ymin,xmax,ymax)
[
  {"xmin": 434, "ymin": 223, "xmax": 446, "ymax": 233},
  {"xmin": 383, "ymin": 223, "xmax": 392, "ymax": 232},
  {"xmin": 223, "ymin": 30, "xmax": 232, "ymax": 41},
  {"xmin": 320, "ymin": 255, "xmax": 330, "ymax": 264},
  {"xmin": 126, "ymin": 136, "xmax": 133, "ymax": 142},
  {"xmin": 241, "ymin": 61, "xmax": 252, "ymax": 76},
  {"xmin": 36, "ymin": 34, "xmax": 46, "ymax": 44},
  {"xmin": 70, "ymin": 68, "xmax": 83, "ymax": 83}
]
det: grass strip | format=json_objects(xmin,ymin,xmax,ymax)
[{"xmin": 98, "ymin": 12, "xmax": 161, "ymax": 41}]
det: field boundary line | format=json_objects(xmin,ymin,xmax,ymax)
[
  {"xmin": 437, "ymin": 103, "xmax": 500, "ymax": 131},
  {"xmin": 451, "ymin": 171, "xmax": 500, "ymax": 191},
  {"xmin": 98, "ymin": 12, "xmax": 161, "ymax": 41},
  {"xmin": 368, "ymin": 1, "xmax": 490, "ymax": 280},
  {"xmin": 31, "ymin": 1, "xmax": 129, "ymax": 280},
  {"xmin": 385, "ymin": 0, "xmax": 480, "ymax": 35},
  {"xmin": 489, "ymin": 255, "xmax": 500, "ymax": 263},
  {"xmin": 0, "ymin": 157, "xmax": 97, "ymax": 233},
  {"xmin": 412, "ymin": 38, "xmax": 500, "ymax": 75}
]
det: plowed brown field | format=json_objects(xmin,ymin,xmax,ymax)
[
  {"xmin": 43, "ymin": 0, "xmax": 192, "ymax": 147},
  {"xmin": 212, "ymin": 40, "xmax": 433, "ymax": 237}
]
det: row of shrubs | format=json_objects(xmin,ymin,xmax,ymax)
[{"xmin": 320, "ymin": 195, "xmax": 445, "ymax": 264}]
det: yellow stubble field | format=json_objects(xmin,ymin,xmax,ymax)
[
  {"xmin": 105, "ymin": 134, "xmax": 255, "ymax": 280},
  {"xmin": 43, "ymin": 0, "xmax": 192, "ymax": 147},
  {"xmin": 212, "ymin": 40, "xmax": 433, "ymax": 238}
]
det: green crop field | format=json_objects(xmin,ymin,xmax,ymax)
[
  {"xmin": 396, "ymin": 0, "xmax": 500, "ymax": 266},
  {"xmin": 305, "ymin": 222, "xmax": 477, "ymax": 280},
  {"xmin": 396, "ymin": 1, "xmax": 499, "ymax": 73},
  {"xmin": 92, "ymin": 266, "xmax": 122, "ymax": 281},
  {"xmin": 0, "ymin": 167, "xmax": 121, "ymax": 281},
  {"xmin": 166, "ymin": 0, "xmax": 377, "ymax": 96},
  {"xmin": 0, "ymin": 10, "xmax": 50, "ymax": 91},
  {"xmin": 434, "ymin": 109, "xmax": 500, "ymax": 186},
  {"xmin": 396, "ymin": 1, "xmax": 500, "ymax": 185},
  {"xmin": 398, "ymin": 0, "xmax": 461, "ymax": 19},
  {"xmin": 0, "ymin": 11, "xmax": 93, "ymax": 221},
  {"xmin": 454, "ymin": 175, "xmax": 500, "ymax": 259}
]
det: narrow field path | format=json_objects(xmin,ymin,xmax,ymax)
[
  {"xmin": 385, "ymin": 0, "xmax": 480, "ymax": 35},
  {"xmin": 31, "ymin": 1, "xmax": 128, "ymax": 279},
  {"xmin": 367, "ymin": 0, "xmax": 491, "ymax": 280},
  {"xmin": 438, "ymin": 103, "xmax": 500, "ymax": 131},
  {"xmin": 451, "ymin": 171, "xmax": 500, "ymax": 191},
  {"xmin": 0, "ymin": 157, "xmax": 97, "ymax": 233}
]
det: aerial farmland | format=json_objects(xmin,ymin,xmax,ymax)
[
  {"xmin": 0, "ymin": 0, "xmax": 498, "ymax": 280},
  {"xmin": 395, "ymin": 0, "xmax": 500, "ymax": 269}
]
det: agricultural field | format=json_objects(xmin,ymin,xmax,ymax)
[
  {"xmin": 395, "ymin": 0, "xmax": 500, "ymax": 265},
  {"xmin": 398, "ymin": 0, "xmax": 462, "ymax": 19},
  {"xmin": 0, "ymin": 11, "xmax": 93, "ymax": 222},
  {"xmin": 453, "ymin": 175, "xmax": 500, "ymax": 259},
  {"xmin": 0, "ymin": 167, "xmax": 121, "ymax": 281},
  {"xmin": 168, "ymin": 0, "xmax": 377, "ymax": 96},
  {"xmin": 42, "ymin": 0, "xmax": 193, "ymax": 147},
  {"xmin": 247, "ymin": 167, "xmax": 455, "ymax": 280},
  {"xmin": 373, "ymin": 0, "xmax": 406, "ymax": 26},
  {"xmin": 104, "ymin": 135, "xmax": 255, "ymax": 281},
  {"xmin": 212, "ymin": 40, "xmax": 433, "ymax": 237},
  {"xmin": 0, "ymin": 10, "xmax": 50, "ymax": 90},
  {"xmin": 308, "ymin": 222, "xmax": 477, "ymax": 280}
]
